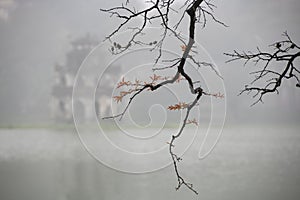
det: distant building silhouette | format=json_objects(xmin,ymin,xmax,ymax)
[{"xmin": 51, "ymin": 34, "xmax": 122, "ymax": 123}]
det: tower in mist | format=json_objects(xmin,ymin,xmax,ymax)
[{"xmin": 51, "ymin": 34, "xmax": 121, "ymax": 124}]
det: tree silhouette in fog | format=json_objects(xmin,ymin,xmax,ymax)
[
  {"xmin": 101, "ymin": 0, "xmax": 226, "ymax": 194},
  {"xmin": 100, "ymin": 0, "xmax": 299, "ymax": 194},
  {"xmin": 225, "ymin": 31, "xmax": 300, "ymax": 106}
]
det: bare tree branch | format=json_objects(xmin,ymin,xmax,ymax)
[
  {"xmin": 101, "ymin": 0, "xmax": 226, "ymax": 194},
  {"xmin": 225, "ymin": 31, "xmax": 300, "ymax": 106}
]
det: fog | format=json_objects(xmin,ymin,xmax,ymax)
[
  {"xmin": 0, "ymin": 1, "xmax": 300, "ymax": 199},
  {"xmin": 0, "ymin": 0, "xmax": 299, "ymax": 125}
]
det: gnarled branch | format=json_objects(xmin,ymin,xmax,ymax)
[
  {"xmin": 101, "ymin": 0, "xmax": 225, "ymax": 194},
  {"xmin": 225, "ymin": 31, "xmax": 300, "ymax": 106}
]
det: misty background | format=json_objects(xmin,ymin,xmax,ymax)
[
  {"xmin": 0, "ymin": 0, "xmax": 299, "ymax": 126},
  {"xmin": 0, "ymin": 1, "xmax": 300, "ymax": 200}
]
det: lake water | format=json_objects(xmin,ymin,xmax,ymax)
[{"xmin": 0, "ymin": 125, "xmax": 299, "ymax": 200}]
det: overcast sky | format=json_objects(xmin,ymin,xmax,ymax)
[{"xmin": 0, "ymin": 0, "xmax": 299, "ymax": 125}]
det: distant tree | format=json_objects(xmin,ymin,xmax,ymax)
[
  {"xmin": 101, "ymin": 0, "xmax": 225, "ymax": 194},
  {"xmin": 225, "ymin": 32, "xmax": 300, "ymax": 106}
]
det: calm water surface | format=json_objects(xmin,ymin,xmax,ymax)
[{"xmin": 0, "ymin": 125, "xmax": 299, "ymax": 200}]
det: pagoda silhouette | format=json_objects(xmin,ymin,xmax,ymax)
[{"xmin": 51, "ymin": 34, "xmax": 122, "ymax": 124}]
